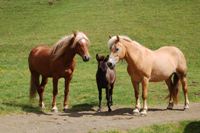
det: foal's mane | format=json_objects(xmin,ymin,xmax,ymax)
[{"xmin": 51, "ymin": 32, "xmax": 89, "ymax": 60}]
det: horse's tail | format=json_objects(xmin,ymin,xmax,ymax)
[
  {"xmin": 171, "ymin": 73, "xmax": 180, "ymax": 104},
  {"xmin": 29, "ymin": 72, "xmax": 38, "ymax": 99}
]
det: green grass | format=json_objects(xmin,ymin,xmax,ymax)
[
  {"xmin": 100, "ymin": 120, "xmax": 200, "ymax": 133},
  {"xmin": 0, "ymin": 0, "xmax": 200, "ymax": 114}
]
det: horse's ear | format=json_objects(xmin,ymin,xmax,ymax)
[
  {"xmin": 73, "ymin": 31, "xmax": 77, "ymax": 37},
  {"xmin": 96, "ymin": 54, "xmax": 99, "ymax": 61},
  {"xmin": 105, "ymin": 55, "xmax": 109, "ymax": 62},
  {"xmin": 69, "ymin": 32, "xmax": 76, "ymax": 45},
  {"xmin": 109, "ymin": 35, "xmax": 112, "ymax": 39},
  {"xmin": 116, "ymin": 35, "xmax": 120, "ymax": 42}
]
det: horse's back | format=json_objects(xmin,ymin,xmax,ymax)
[
  {"xmin": 154, "ymin": 46, "xmax": 187, "ymax": 74},
  {"xmin": 28, "ymin": 45, "xmax": 51, "ymax": 76}
]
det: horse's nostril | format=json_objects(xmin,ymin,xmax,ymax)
[
  {"xmin": 83, "ymin": 56, "xmax": 90, "ymax": 62},
  {"xmin": 107, "ymin": 62, "xmax": 112, "ymax": 67}
]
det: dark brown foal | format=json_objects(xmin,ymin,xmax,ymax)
[{"xmin": 96, "ymin": 54, "xmax": 116, "ymax": 112}]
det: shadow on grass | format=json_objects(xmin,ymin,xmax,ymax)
[
  {"xmin": 2, "ymin": 101, "xmax": 186, "ymax": 118},
  {"xmin": 61, "ymin": 105, "xmax": 186, "ymax": 117},
  {"xmin": 184, "ymin": 121, "xmax": 200, "ymax": 133},
  {"xmin": 2, "ymin": 102, "xmax": 50, "ymax": 115}
]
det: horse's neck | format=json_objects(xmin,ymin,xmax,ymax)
[
  {"xmin": 63, "ymin": 47, "xmax": 76, "ymax": 64},
  {"xmin": 53, "ymin": 47, "xmax": 76, "ymax": 65},
  {"xmin": 124, "ymin": 41, "xmax": 149, "ymax": 68}
]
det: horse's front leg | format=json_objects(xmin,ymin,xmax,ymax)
[
  {"xmin": 106, "ymin": 88, "xmax": 112, "ymax": 112},
  {"xmin": 131, "ymin": 78, "xmax": 140, "ymax": 114},
  {"xmin": 52, "ymin": 78, "xmax": 58, "ymax": 112},
  {"xmin": 109, "ymin": 84, "xmax": 113, "ymax": 106},
  {"xmin": 97, "ymin": 87, "xmax": 102, "ymax": 112},
  {"xmin": 63, "ymin": 77, "xmax": 72, "ymax": 112},
  {"xmin": 141, "ymin": 77, "xmax": 149, "ymax": 115}
]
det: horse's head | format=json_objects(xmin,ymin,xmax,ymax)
[
  {"xmin": 96, "ymin": 54, "xmax": 109, "ymax": 72},
  {"xmin": 72, "ymin": 32, "xmax": 91, "ymax": 62},
  {"xmin": 107, "ymin": 35, "xmax": 126, "ymax": 69}
]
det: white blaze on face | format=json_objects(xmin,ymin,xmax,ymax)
[
  {"xmin": 80, "ymin": 38, "xmax": 87, "ymax": 44},
  {"xmin": 108, "ymin": 54, "xmax": 117, "ymax": 66}
]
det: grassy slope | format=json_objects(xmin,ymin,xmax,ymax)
[{"xmin": 0, "ymin": 0, "xmax": 199, "ymax": 114}]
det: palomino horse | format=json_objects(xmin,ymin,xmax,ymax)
[
  {"xmin": 107, "ymin": 35, "xmax": 189, "ymax": 115},
  {"xmin": 28, "ymin": 31, "xmax": 90, "ymax": 112}
]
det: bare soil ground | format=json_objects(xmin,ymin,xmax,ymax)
[{"xmin": 0, "ymin": 103, "xmax": 200, "ymax": 133}]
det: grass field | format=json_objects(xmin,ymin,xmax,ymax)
[
  {"xmin": 0, "ymin": 0, "xmax": 199, "ymax": 115},
  {"xmin": 101, "ymin": 120, "xmax": 200, "ymax": 133}
]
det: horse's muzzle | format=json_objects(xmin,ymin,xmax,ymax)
[
  {"xmin": 107, "ymin": 62, "xmax": 115, "ymax": 69},
  {"xmin": 83, "ymin": 55, "xmax": 90, "ymax": 62}
]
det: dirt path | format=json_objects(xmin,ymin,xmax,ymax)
[{"xmin": 0, "ymin": 103, "xmax": 200, "ymax": 133}]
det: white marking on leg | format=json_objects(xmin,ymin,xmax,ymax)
[{"xmin": 52, "ymin": 106, "xmax": 58, "ymax": 112}]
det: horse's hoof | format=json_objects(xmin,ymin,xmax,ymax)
[
  {"xmin": 140, "ymin": 109, "xmax": 147, "ymax": 116},
  {"xmin": 97, "ymin": 108, "xmax": 102, "ymax": 112},
  {"xmin": 108, "ymin": 108, "xmax": 112, "ymax": 112},
  {"xmin": 184, "ymin": 104, "xmax": 189, "ymax": 110},
  {"xmin": 133, "ymin": 108, "xmax": 140, "ymax": 115},
  {"xmin": 63, "ymin": 105, "xmax": 69, "ymax": 113},
  {"xmin": 167, "ymin": 103, "xmax": 174, "ymax": 110},
  {"xmin": 51, "ymin": 106, "xmax": 58, "ymax": 113}
]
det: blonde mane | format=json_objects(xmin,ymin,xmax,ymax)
[
  {"xmin": 108, "ymin": 35, "xmax": 133, "ymax": 49},
  {"xmin": 108, "ymin": 35, "xmax": 146, "ymax": 51},
  {"xmin": 51, "ymin": 32, "xmax": 89, "ymax": 60}
]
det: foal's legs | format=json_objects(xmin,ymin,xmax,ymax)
[
  {"xmin": 106, "ymin": 88, "xmax": 112, "ymax": 112},
  {"xmin": 52, "ymin": 78, "xmax": 58, "ymax": 112},
  {"xmin": 109, "ymin": 84, "xmax": 113, "ymax": 106},
  {"xmin": 140, "ymin": 78, "xmax": 149, "ymax": 115},
  {"xmin": 131, "ymin": 78, "xmax": 140, "ymax": 114},
  {"xmin": 180, "ymin": 76, "xmax": 189, "ymax": 109},
  {"xmin": 165, "ymin": 78, "xmax": 174, "ymax": 109},
  {"xmin": 38, "ymin": 76, "xmax": 48, "ymax": 109},
  {"xmin": 63, "ymin": 77, "xmax": 72, "ymax": 112},
  {"xmin": 97, "ymin": 87, "xmax": 102, "ymax": 112}
]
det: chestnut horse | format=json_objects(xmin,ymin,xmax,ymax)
[
  {"xmin": 28, "ymin": 31, "xmax": 90, "ymax": 112},
  {"xmin": 107, "ymin": 35, "xmax": 189, "ymax": 115}
]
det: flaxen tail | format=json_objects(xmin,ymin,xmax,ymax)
[
  {"xmin": 29, "ymin": 73, "xmax": 38, "ymax": 99},
  {"xmin": 171, "ymin": 73, "xmax": 180, "ymax": 104}
]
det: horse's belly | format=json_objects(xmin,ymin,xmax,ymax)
[
  {"xmin": 149, "ymin": 75, "xmax": 168, "ymax": 82},
  {"xmin": 150, "ymin": 69, "xmax": 174, "ymax": 82}
]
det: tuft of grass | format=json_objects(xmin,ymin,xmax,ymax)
[{"xmin": 0, "ymin": 0, "xmax": 199, "ymax": 114}]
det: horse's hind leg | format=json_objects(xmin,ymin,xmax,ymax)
[
  {"xmin": 180, "ymin": 76, "xmax": 189, "ymax": 109},
  {"xmin": 38, "ymin": 76, "xmax": 48, "ymax": 109},
  {"xmin": 165, "ymin": 77, "xmax": 174, "ymax": 109}
]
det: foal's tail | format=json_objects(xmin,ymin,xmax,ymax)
[
  {"xmin": 171, "ymin": 73, "xmax": 180, "ymax": 104},
  {"xmin": 29, "ymin": 73, "xmax": 38, "ymax": 99}
]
